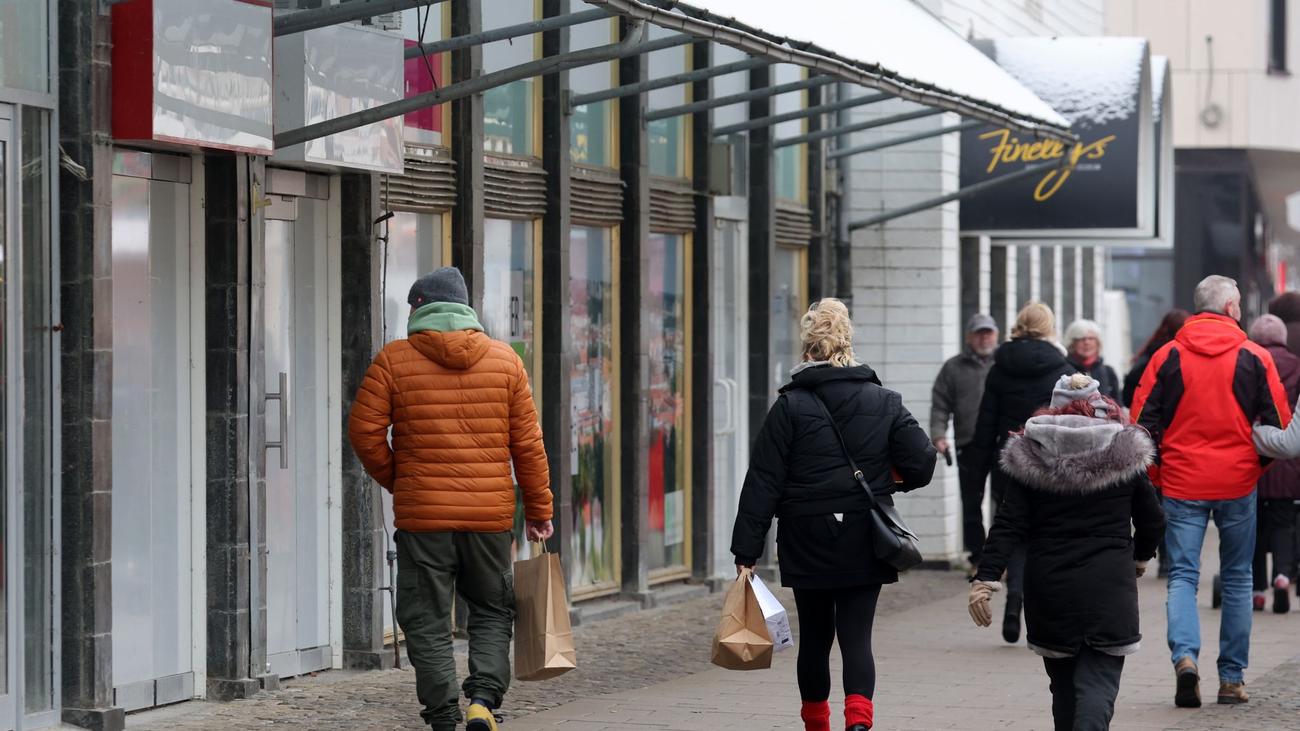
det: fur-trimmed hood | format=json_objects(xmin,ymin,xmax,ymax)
[{"xmin": 999, "ymin": 415, "xmax": 1155, "ymax": 493}]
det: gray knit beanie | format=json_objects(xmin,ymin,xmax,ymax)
[
  {"xmin": 1051, "ymin": 373, "xmax": 1102, "ymax": 409},
  {"xmin": 408, "ymin": 266, "xmax": 469, "ymax": 308}
]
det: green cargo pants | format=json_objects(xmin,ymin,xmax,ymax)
[{"xmin": 394, "ymin": 530, "xmax": 515, "ymax": 729}]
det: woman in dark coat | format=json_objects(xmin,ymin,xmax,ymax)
[
  {"xmin": 967, "ymin": 302, "xmax": 1076, "ymax": 643},
  {"xmin": 731, "ymin": 298, "xmax": 936, "ymax": 731},
  {"xmin": 969, "ymin": 374, "xmax": 1166, "ymax": 731},
  {"xmin": 1122, "ymin": 309, "xmax": 1189, "ymax": 408},
  {"xmin": 1247, "ymin": 315, "xmax": 1300, "ymax": 613}
]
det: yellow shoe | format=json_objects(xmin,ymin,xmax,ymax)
[{"xmin": 466, "ymin": 703, "xmax": 499, "ymax": 731}]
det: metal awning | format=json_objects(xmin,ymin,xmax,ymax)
[{"xmin": 584, "ymin": 0, "xmax": 1074, "ymax": 143}]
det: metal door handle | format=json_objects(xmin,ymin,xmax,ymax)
[
  {"xmin": 265, "ymin": 371, "xmax": 289, "ymax": 470},
  {"xmin": 714, "ymin": 378, "xmax": 736, "ymax": 436}
]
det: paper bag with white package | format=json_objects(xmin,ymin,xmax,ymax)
[
  {"xmin": 710, "ymin": 567, "xmax": 774, "ymax": 670},
  {"xmin": 749, "ymin": 573, "xmax": 794, "ymax": 652}
]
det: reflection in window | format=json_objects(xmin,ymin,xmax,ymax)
[
  {"xmin": 646, "ymin": 234, "xmax": 688, "ymax": 572},
  {"xmin": 483, "ymin": 0, "xmax": 536, "ymax": 156},
  {"xmin": 482, "ymin": 219, "xmax": 535, "ymax": 375},
  {"xmin": 571, "ymin": 100, "xmax": 611, "ymax": 167},
  {"xmin": 382, "ymin": 212, "xmax": 443, "ymax": 344},
  {"xmin": 570, "ymin": 227, "xmax": 618, "ymax": 589},
  {"xmin": 0, "ymin": 0, "xmax": 51, "ymax": 93},
  {"xmin": 771, "ymin": 245, "xmax": 806, "ymax": 392}
]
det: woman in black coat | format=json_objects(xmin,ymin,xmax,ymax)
[
  {"xmin": 967, "ymin": 302, "xmax": 1076, "ymax": 643},
  {"xmin": 730, "ymin": 298, "xmax": 936, "ymax": 731},
  {"xmin": 1064, "ymin": 319, "xmax": 1121, "ymax": 401},
  {"xmin": 969, "ymin": 374, "xmax": 1166, "ymax": 731}
]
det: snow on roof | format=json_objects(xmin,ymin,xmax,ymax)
[
  {"xmin": 983, "ymin": 37, "xmax": 1149, "ymax": 131},
  {"xmin": 584, "ymin": 0, "xmax": 1073, "ymax": 140}
]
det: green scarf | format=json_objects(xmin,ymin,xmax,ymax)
[{"xmin": 408, "ymin": 302, "xmax": 485, "ymax": 335}]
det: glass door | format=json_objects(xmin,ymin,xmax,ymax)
[
  {"xmin": 262, "ymin": 188, "xmax": 332, "ymax": 679},
  {"xmin": 710, "ymin": 199, "xmax": 748, "ymax": 579}
]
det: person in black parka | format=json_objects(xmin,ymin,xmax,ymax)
[
  {"xmin": 730, "ymin": 298, "xmax": 936, "ymax": 731},
  {"xmin": 966, "ymin": 302, "xmax": 1077, "ymax": 644},
  {"xmin": 969, "ymin": 374, "xmax": 1166, "ymax": 731}
]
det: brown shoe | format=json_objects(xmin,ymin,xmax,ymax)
[
  {"xmin": 1218, "ymin": 680, "xmax": 1249, "ymax": 705},
  {"xmin": 1174, "ymin": 657, "xmax": 1201, "ymax": 708}
]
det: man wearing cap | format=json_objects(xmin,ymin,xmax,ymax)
[
  {"xmin": 349, "ymin": 267, "xmax": 553, "ymax": 731},
  {"xmin": 930, "ymin": 313, "xmax": 1000, "ymax": 572}
]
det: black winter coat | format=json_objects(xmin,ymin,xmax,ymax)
[
  {"xmin": 1121, "ymin": 353, "xmax": 1153, "ymax": 408},
  {"xmin": 976, "ymin": 416, "xmax": 1166, "ymax": 656},
  {"xmin": 967, "ymin": 338, "xmax": 1076, "ymax": 477},
  {"xmin": 1067, "ymin": 356, "xmax": 1121, "ymax": 402},
  {"xmin": 730, "ymin": 364, "xmax": 937, "ymax": 588}
]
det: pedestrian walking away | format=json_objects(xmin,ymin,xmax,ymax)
[
  {"xmin": 730, "ymin": 298, "xmax": 937, "ymax": 731},
  {"xmin": 970, "ymin": 373, "xmax": 1165, "ymax": 731},
  {"xmin": 348, "ymin": 266, "xmax": 555, "ymax": 731},
  {"xmin": 1122, "ymin": 310, "xmax": 1189, "ymax": 409},
  {"xmin": 1246, "ymin": 315, "xmax": 1300, "ymax": 614},
  {"xmin": 1132, "ymin": 275, "xmax": 1293, "ymax": 708},
  {"xmin": 1065, "ymin": 319, "xmax": 1121, "ymax": 402},
  {"xmin": 967, "ymin": 302, "xmax": 1077, "ymax": 644},
  {"xmin": 930, "ymin": 313, "xmax": 998, "ymax": 573}
]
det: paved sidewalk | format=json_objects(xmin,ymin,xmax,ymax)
[{"xmin": 508, "ymin": 529, "xmax": 1300, "ymax": 731}]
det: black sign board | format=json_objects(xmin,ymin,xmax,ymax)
[{"xmin": 959, "ymin": 38, "xmax": 1153, "ymax": 238}]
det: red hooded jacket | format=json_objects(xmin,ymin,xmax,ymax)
[{"xmin": 1131, "ymin": 312, "xmax": 1292, "ymax": 501}]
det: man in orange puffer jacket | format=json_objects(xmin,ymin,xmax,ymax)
[{"xmin": 349, "ymin": 266, "xmax": 552, "ymax": 731}]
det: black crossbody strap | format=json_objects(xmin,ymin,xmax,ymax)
[{"xmin": 807, "ymin": 390, "xmax": 880, "ymax": 509}]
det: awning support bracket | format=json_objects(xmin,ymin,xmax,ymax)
[
  {"xmin": 712, "ymin": 92, "xmax": 891, "ymax": 137},
  {"xmin": 847, "ymin": 162, "xmax": 1059, "ymax": 230},
  {"xmin": 775, "ymin": 107, "xmax": 944, "ymax": 148},
  {"xmin": 645, "ymin": 75, "xmax": 834, "ymax": 122},
  {"xmin": 569, "ymin": 55, "xmax": 769, "ymax": 108},
  {"xmin": 828, "ymin": 120, "xmax": 983, "ymax": 160}
]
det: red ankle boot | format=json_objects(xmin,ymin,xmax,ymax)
[
  {"xmin": 800, "ymin": 700, "xmax": 831, "ymax": 731},
  {"xmin": 845, "ymin": 694, "xmax": 874, "ymax": 730}
]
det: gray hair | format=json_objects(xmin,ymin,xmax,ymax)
[
  {"xmin": 1249, "ymin": 314, "xmax": 1288, "ymax": 347},
  {"xmin": 1063, "ymin": 319, "xmax": 1103, "ymax": 347},
  {"xmin": 1193, "ymin": 275, "xmax": 1240, "ymax": 314}
]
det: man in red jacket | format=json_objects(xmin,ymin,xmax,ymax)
[{"xmin": 1132, "ymin": 275, "xmax": 1292, "ymax": 709}]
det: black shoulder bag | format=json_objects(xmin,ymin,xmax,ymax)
[{"xmin": 809, "ymin": 391, "xmax": 924, "ymax": 572}]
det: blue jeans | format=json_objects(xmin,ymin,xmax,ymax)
[{"xmin": 1164, "ymin": 494, "xmax": 1257, "ymax": 683}]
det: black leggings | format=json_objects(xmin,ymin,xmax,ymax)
[{"xmin": 792, "ymin": 585, "xmax": 882, "ymax": 701}]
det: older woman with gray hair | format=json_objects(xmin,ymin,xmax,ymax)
[
  {"xmin": 1247, "ymin": 314, "xmax": 1300, "ymax": 612},
  {"xmin": 1064, "ymin": 319, "xmax": 1121, "ymax": 401}
]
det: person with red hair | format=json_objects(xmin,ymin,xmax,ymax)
[{"xmin": 969, "ymin": 374, "xmax": 1166, "ymax": 730}]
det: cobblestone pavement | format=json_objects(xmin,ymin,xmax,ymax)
[
  {"xmin": 1171, "ymin": 650, "xmax": 1300, "ymax": 731},
  {"xmin": 128, "ymin": 570, "xmax": 967, "ymax": 730}
]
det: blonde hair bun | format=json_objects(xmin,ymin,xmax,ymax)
[
  {"xmin": 1068, "ymin": 373, "xmax": 1092, "ymax": 390},
  {"xmin": 1011, "ymin": 301, "xmax": 1057, "ymax": 341},
  {"xmin": 801, "ymin": 299, "xmax": 857, "ymax": 367}
]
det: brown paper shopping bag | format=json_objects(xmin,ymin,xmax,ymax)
[
  {"xmin": 710, "ymin": 568, "xmax": 774, "ymax": 670},
  {"xmin": 513, "ymin": 543, "xmax": 577, "ymax": 681}
]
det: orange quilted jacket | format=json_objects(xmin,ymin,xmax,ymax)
[{"xmin": 347, "ymin": 329, "xmax": 552, "ymax": 532}]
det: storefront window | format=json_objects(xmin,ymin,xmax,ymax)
[
  {"xmin": 647, "ymin": 35, "xmax": 688, "ymax": 178},
  {"xmin": 0, "ymin": 0, "xmax": 51, "ymax": 94},
  {"xmin": 482, "ymin": 218, "xmax": 536, "ymax": 374},
  {"xmin": 771, "ymin": 245, "xmax": 807, "ymax": 393},
  {"xmin": 570, "ymin": 227, "xmax": 618, "ymax": 591},
  {"xmin": 382, "ymin": 212, "xmax": 444, "ymax": 344},
  {"xmin": 483, "ymin": 0, "xmax": 536, "ymax": 156},
  {"xmin": 646, "ymin": 233, "xmax": 688, "ymax": 573},
  {"xmin": 773, "ymin": 65, "xmax": 806, "ymax": 203},
  {"xmin": 569, "ymin": 8, "xmax": 615, "ymax": 167}
]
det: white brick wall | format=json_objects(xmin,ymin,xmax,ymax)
[{"xmin": 844, "ymin": 0, "xmax": 1106, "ymax": 562}]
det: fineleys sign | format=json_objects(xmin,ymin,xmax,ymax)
[{"xmin": 959, "ymin": 37, "xmax": 1154, "ymax": 239}]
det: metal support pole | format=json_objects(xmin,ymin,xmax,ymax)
[
  {"xmin": 711, "ymin": 92, "xmax": 891, "ymax": 137},
  {"xmin": 807, "ymin": 82, "xmax": 828, "ymax": 300},
  {"xmin": 775, "ymin": 107, "xmax": 944, "ymax": 148},
  {"xmin": 451, "ymin": 0, "xmax": 485, "ymax": 311},
  {"xmin": 848, "ymin": 162, "xmax": 1058, "ymax": 230},
  {"xmin": 644, "ymin": 74, "xmax": 835, "ymax": 122},
  {"xmin": 274, "ymin": 0, "xmax": 448, "ymax": 37},
  {"xmin": 405, "ymin": 7, "xmax": 609, "ymax": 60},
  {"xmin": 569, "ymin": 56, "xmax": 768, "ymax": 108},
  {"xmin": 827, "ymin": 120, "xmax": 983, "ymax": 160},
  {"xmin": 275, "ymin": 29, "xmax": 687, "ymax": 149}
]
